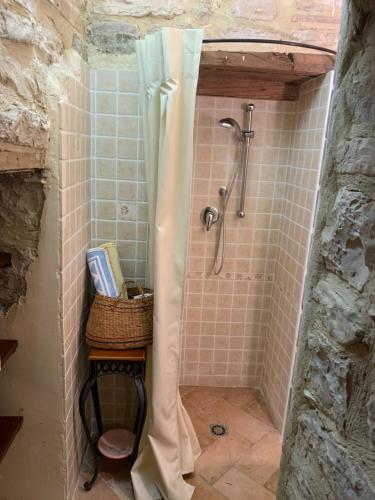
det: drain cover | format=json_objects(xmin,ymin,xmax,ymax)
[{"xmin": 209, "ymin": 423, "xmax": 228, "ymax": 437}]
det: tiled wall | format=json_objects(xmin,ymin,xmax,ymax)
[
  {"xmin": 180, "ymin": 96, "xmax": 292, "ymax": 388},
  {"xmin": 180, "ymin": 76, "xmax": 332, "ymax": 431},
  {"xmin": 89, "ymin": 67, "xmax": 332, "ymax": 433},
  {"xmin": 261, "ymin": 74, "xmax": 333, "ymax": 430},
  {"xmin": 59, "ymin": 58, "xmax": 91, "ymax": 500},
  {"xmin": 91, "ymin": 69, "xmax": 148, "ymax": 285},
  {"xmin": 90, "ymin": 68, "xmax": 145, "ymax": 429}
]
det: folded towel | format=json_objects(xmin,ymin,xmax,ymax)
[
  {"xmin": 100, "ymin": 242, "xmax": 128, "ymax": 299},
  {"xmin": 133, "ymin": 293, "xmax": 152, "ymax": 300},
  {"xmin": 87, "ymin": 247, "xmax": 119, "ymax": 298}
]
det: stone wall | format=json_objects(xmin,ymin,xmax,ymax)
[
  {"xmin": 87, "ymin": 0, "xmax": 342, "ymax": 68},
  {"xmin": 0, "ymin": 0, "xmax": 87, "ymax": 305},
  {"xmin": 0, "ymin": 0, "xmax": 86, "ymax": 167},
  {"xmin": 0, "ymin": 170, "xmax": 45, "ymax": 314},
  {"xmin": 278, "ymin": 0, "xmax": 375, "ymax": 497}
]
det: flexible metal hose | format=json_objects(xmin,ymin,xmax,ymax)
[{"xmin": 210, "ymin": 141, "xmax": 244, "ymax": 275}]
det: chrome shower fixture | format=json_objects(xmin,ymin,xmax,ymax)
[
  {"xmin": 238, "ymin": 103, "xmax": 255, "ymax": 218},
  {"xmin": 218, "ymin": 103, "xmax": 255, "ymax": 218},
  {"xmin": 218, "ymin": 118, "xmax": 243, "ymax": 141},
  {"xmin": 208, "ymin": 103, "xmax": 255, "ymax": 276}
]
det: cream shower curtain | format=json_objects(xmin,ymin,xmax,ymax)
[{"xmin": 131, "ymin": 29, "xmax": 203, "ymax": 500}]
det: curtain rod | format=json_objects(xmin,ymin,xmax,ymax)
[{"xmin": 202, "ymin": 38, "xmax": 336, "ymax": 55}]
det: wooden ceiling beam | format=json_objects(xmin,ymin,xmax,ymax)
[
  {"xmin": 197, "ymin": 73, "xmax": 299, "ymax": 101},
  {"xmin": 198, "ymin": 51, "xmax": 335, "ymax": 101}
]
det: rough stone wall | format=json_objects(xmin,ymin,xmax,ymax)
[
  {"xmin": 0, "ymin": 0, "xmax": 87, "ymax": 169},
  {"xmin": 0, "ymin": 0, "xmax": 88, "ymax": 308},
  {"xmin": 278, "ymin": 1, "xmax": 375, "ymax": 498},
  {"xmin": 0, "ymin": 170, "xmax": 45, "ymax": 314},
  {"xmin": 87, "ymin": 0, "xmax": 342, "ymax": 68}
]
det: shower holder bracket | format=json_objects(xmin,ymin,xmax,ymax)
[{"xmin": 244, "ymin": 130, "xmax": 255, "ymax": 139}]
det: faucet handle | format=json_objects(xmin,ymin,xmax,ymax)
[
  {"xmin": 206, "ymin": 211, "xmax": 214, "ymax": 231},
  {"xmin": 200, "ymin": 206, "xmax": 219, "ymax": 231}
]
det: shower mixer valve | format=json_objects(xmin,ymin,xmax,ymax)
[{"xmin": 200, "ymin": 206, "xmax": 219, "ymax": 231}]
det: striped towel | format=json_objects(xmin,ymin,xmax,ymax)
[
  {"xmin": 100, "ymin": 242, "xmax": 128, "ymax": 299},
  {"xmin": 87, "ymin": 247, "xmax": 119, "ymax": 298}
]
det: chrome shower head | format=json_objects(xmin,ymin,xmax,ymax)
[{"xmin": 218, "ymin": 117, "xmax": 243, "ymax": 141}]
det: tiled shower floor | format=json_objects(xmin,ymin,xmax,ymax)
[{"xmin": 74, "ymin": 387, "xmax": 281, "ymax": 500}]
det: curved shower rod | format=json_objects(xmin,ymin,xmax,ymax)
[{"xmin": 202, "ymin": 38, "xmax": 336, "ymax": 55}]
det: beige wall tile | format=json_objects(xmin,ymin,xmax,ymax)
[
  {"xmin": 96, "ymin": 69, "xmax": 117, "ymax": 91},
  {"xmin": 117, "ymin": 138, "xmax": 138, "ymax": 160},
  {"xmin": 96, "ymin": 137, "xmax": 116, "ymax": 158},
  {"xmin": 96, "ymin": 115, "xmax": 116, "ymax": 136},
  {"xmin": 60, "ymin": 63, "xmax": 91, "ymax": 496},
  {"xmin": 119, "ymin": 71, "xmax": 139, "ymax": 92},
  {"xmin": 118, "ymin": 94, "xmax": 139, "ymax": 115},
  {"xmin": 96, "ymin": 93, "xmax": 116, "ymax": 114},
  {"xmin": 117, "ymin": 116, "xmax": 138, "ymax": 138},
  {"xmin": 96, "ymin": 180, "xmax": 116, "ymax": 199}
]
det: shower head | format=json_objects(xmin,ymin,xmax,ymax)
[{"xmin": 218, "ymin": 117, "xmax": 243, "ymax": 141}]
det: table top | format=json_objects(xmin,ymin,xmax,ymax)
[{"xmin": 89, "ymin": 347, "xmax": 146, "ymax": 362}]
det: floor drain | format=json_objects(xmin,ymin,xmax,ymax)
[{"xmin": 209, "ymin": 423, "xmax": 228, "ymax": 437}]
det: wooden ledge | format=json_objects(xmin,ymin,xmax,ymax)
[
  {"xmin": 198, "ymin": 51, "xmax": 335, "ymax": 100},
  {"xmin": 0, "ymin": 143, "xmax": 45, "ymax": 172},
  {"xmin": 0, "ymin": 416, "xmax": 23, "ymax": 463},
  {"xmin": 0, "ymin": 340, "xmax": 18, "ymax": 372}
]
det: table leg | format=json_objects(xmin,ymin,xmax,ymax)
[
  {"xmin": 79, "ymin": 374, "xmax": 99, "ymax": 491},
  {"xmin": 91, "ymin": 380, "xmax": 103, "ymax": 436},
  {"xmin": 133, "ymin": 374, "xmax": 147, "ymax": 457}
]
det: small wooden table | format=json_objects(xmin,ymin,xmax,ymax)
[{"xmin": 79, "ymin": 347, "xmax": 147, "ymax": 491}]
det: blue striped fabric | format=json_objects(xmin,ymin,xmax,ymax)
[{"xmin": 87, "ymin": 247, "xmax": 119, "ymax": 298}]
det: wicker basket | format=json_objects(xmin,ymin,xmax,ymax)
[{"xmin": 86, "ymin": 285, "xmax": 153, "ymax": 349}]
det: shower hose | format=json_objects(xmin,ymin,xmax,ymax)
[{"xmin": 210, "ymin": 140, "xmax": 244, "ymax": 276}]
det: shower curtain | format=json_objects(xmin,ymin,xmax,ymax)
[{"xmin": 131, "ymin": 29, "xmax": 203, "ymax": 500}]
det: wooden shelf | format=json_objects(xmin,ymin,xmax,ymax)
[
  {"xmin": 0, "ymin": 142, "xmax": 44, "ymax": 172},
  {"xmin": 198, "ymin": 51, "xmax": 335, "ymax": 101},
  {"xmin": 0, "ymin": 416, "xmax": 23, "ymax": 463},
  {"xmin": 0, "ymin": 340, "xmax": 17, "ymax": 371}
]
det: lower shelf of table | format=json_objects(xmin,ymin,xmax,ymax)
[
  {"xmin": 97, "ymin": 428, "xmax": 135, "ymax": 460},
  {"xmin": 0, "ymin": 416, "xmax": 23, "ymax": 463}
]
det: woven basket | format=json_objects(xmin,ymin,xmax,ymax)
[{"xmin": 86, "ymin": 285, "xmax": 153, "ymax": 349}]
